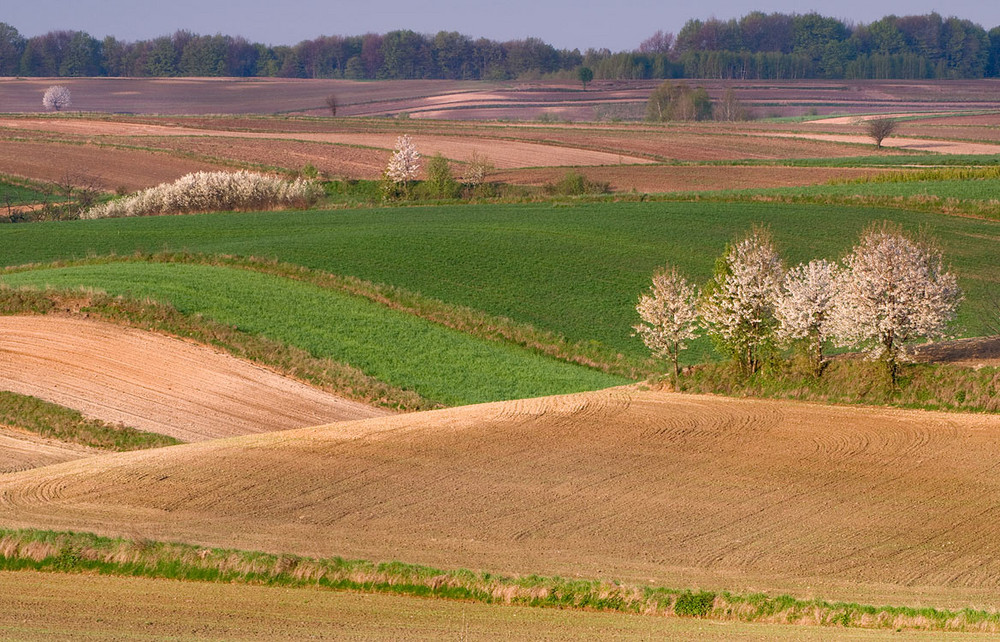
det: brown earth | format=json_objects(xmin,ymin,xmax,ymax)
[
  {"xmin": 914, "ymin": 336, "xmax": 1000, "ymax": 368},
  {"xmin": 0, "ymin": 426, "xmax": 98, "ymax": 474},
  {"xmin": 3, "ymin": 387, "xmax": 1000, "ymax": 609},
  {"xmin": 755, "ymin": 131, "xmax": 1000, "ymax": 155},
  {"xmin": 5, "ymin": 571, "xmax": 973, "ymax": 642},
  {"xmin": 0, "ymin": 316, "xmax": 388, "ymax": 443}
]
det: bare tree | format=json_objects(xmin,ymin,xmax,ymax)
[
  {"xmin": 42, "ymin": 85, "xmax": 71, "ymax": 111},
  {"xmin": 831, "ymin": 222, "xmax": 962, "ymax": 385},
  {"xmin": 865, "ymin": 117, "xmax": 899, "ymax": 149},
  {"xmin": 325, "ymin": 93, "xmax": 338, "ymax": 117},
  {"xmin": 463, "ymin": 151, "xmax": 495, "ymax": 188},
  {"xmin": 633, "ymin": 265, "xmax": 700, "ymax": 386}
]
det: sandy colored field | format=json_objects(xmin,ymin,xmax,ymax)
[
  {"xmin": 4, "ymin": 387, "xmax": 1000, "ymax": 610},
  {"xmin": 0, "ymin": 427, "xmax": 97, "ymax": 474},
  {"xmin": 757, "ymin": 131, "xmax": 1000, "ymax": 155},
  {"xmin": 0, "ymin": 140, "xmax": 224, "ymax": 191},
  {"xmin": 5, "ymin": 572, "xmax": 980, "ymax": 641},
  {"xmin": 0, "ymin": 117, "xmax": 653, "ymax": 168},
  {"xmin": 0, "ymin": 316, "xmax": 387, "ymax": 443}
]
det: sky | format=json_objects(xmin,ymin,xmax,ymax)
[{"xmin": 5, "ymin": 0, "xmax": 1000, "ymax": 51}]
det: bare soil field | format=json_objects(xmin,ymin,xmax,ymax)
[
  {"xmin": 3, "ymin": 387, "xmax": 1000, "ymax": 609},
  {"xmin": 757, "ymin": 131, "xmax": 1000, "ymax": 155},
  {"xmin": 5, "ymin": 78, "xmax": 1000, "ymax": 120},
  {"xmin": 0, "ymin": 427, "xmax": 97, "ymax": 474},
  {"xmin": 0, "ymin": 316, "xmax": 388, "ymax": 443},
  {"xmin": 5, "ymin": 571, "xmax": 969, "ymax": 642},
  {"xmin": 0, "ymin": 139, "xmax": 224, "ymax": 192}
]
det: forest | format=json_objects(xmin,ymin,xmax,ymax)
[{"xmin": 1, "ymin": 11, "xmax": 999, "ymax": 81}]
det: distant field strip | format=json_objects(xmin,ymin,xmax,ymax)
[
  {"xmin": 0, "ymin": 263, "xmax": 627, "ymax": 406},
  {"xmin": 0, "ymin": 202, "xmax": 995, "ymax": 363}
]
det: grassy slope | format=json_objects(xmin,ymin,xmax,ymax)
[
  {"xmin": 0, "ymin": 202, "xmax": 995, "ymax": 364},
  {"xmin": 0, "ymin": 263, "xmax": 626, "ymax": 406}
]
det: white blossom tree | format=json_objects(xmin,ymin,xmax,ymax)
[
  {"xmin": 776, "ymin": 259, "xmax": 840, "ymax": 376},
  {"xmin": 831, "ymin": 222, "xmax": 962, "ymax": 384},
  {"xmin": 384, "ymin": 134, "xmax": 420, "ymax": 197},
  {"xmin": 42, "ymin": 85, "xmax": 71, "ymax": 111},
  {"xmin": 701, "ymin": 227, "xmax": 785, "ymax": 375},
  {"xmin": 633, "ymin": 265, "xmax": 700, "ymax": 385}
]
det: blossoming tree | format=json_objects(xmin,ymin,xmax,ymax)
[
  {"xmin": 633, "ymin": 265, "xmax": 700, "ymax": 385},
  {"xmin": 776, "ymin": 259, "xmax": 840, "ymax": 376}
]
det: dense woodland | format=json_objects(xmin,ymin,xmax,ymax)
[{"xmin": 1, "ymin": 12, "xmax": 1000, "ymax": 80}]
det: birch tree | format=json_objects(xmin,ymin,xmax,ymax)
[
  {"xmin": 776, "ymin": 259, "xmax": 840, "ymax": 376},
  {"xmin": 831, "ymin": 222, "xmax": 962, "ymax": 384},
  {"xmin": 701, "ymin": 227, "xmax": 784, "ymax": 375},
  {"xmin": 633, "ymin": 265, "xmax": 700, "ymax": 385}
]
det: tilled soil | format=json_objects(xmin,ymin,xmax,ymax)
[
  {"xmin": 3, "ymin": 386, "xmax": 1000, "ymax": 607},
  {"xmin": 0, "ymin": 316, "xmax": 388, "ymax": 443}
]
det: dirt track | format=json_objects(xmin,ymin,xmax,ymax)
[
  {"xmin": 3, "ymin": 386, "xmax": 1000, "ymax": 607},
  {"xmin": 0, "ymin": 316, "xmax": 388, "ymax": 442}
]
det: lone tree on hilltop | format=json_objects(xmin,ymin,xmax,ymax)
[
  {"xmin": 831, "ymin": 221, "xmax": 962, "ymax": 385},
  {"xmin": 325, "ymin": 93, "xmax": 338, "ymax": 116},
  {"xmin": 633, "ymin": 265, "xmax": 700, "ymax": 387},
  {"xmin": 42, "ymin": 85, "xmax": 71, "ymax": 111},
  {"xmin": 577, "ymin": 66, "xmax": 593, "ymax": 90},
  {"xmin": 865, "ymin": 117, "xmax": 898, "ymax": 149}
]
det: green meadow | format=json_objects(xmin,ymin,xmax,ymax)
[
  {"xmin": 0, "ymin": 201, "xmax": 996, "ymax": 365},
  {"xmin": 1, "ymin": 262, "xmax": 626, "ymax": 406}
]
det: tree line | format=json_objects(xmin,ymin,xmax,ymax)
[{"xmin": 1, "ymin": 11, "xmax": 999, "ymax": 81}]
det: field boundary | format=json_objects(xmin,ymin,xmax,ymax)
[
  {"xmin": 0, "ymin": 528, "xmax": 995, "ymax": 633},
  {"xmin": 3, "ymin": 252, "xmax": 651, "ymax": 379},
  {"xmin": 0, "ymin": 284, "xmax": 437, "ymax": 412}
]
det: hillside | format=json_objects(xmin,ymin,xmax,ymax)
[{"xmin": 3, "ymin": 387, "xmax": 1000, "ymax": 608}]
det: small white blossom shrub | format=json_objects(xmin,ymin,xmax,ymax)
[
  {"xmin": 385, "ymin": 135, "xmax": 420, "ymax": 184},
  {"xmin": 830, "ymin": 222, "xmax": 962, "ymax": 382},
  {"xmin": 633, "ymin": 265, "xmax": 700, "ymax": 383},
  {"xmin": 776, "ymin": 259, "xmax": 840, "ymax": 374},
  {"xmin": 42, "ymin": 85, "xmax": 71, "ymax": 111},
  {"xmin": 83, "ymin": 171, "xmax": 322, "ymax": 219},
  {"xmin": 700, "ymin": 227, "xmax": 785, "ymax": 375}
]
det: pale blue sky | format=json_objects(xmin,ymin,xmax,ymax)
[{"xmin": 5, "ymin": 0, "xmax": 1000, "ymax": 51}]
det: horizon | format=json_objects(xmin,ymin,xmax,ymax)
[{"xmin": 4, "ymin": 1, "xmax": 1000, "ymax": 52}]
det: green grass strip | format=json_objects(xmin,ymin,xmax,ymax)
[
  {"xmin": 0, "ymin": 528, "xmax": 996, "ymax": 633},
  {"xmin": 0, "ymin": 391, "xmax": 180, "ymax": 451},
  {"xmin": 0, "ymin": 262, "xmax": 628, "ymax": 407}
]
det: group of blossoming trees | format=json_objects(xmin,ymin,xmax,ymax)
[{"xmin": 633, "ymin": 222, "xmax": 962, "ymax": 387}]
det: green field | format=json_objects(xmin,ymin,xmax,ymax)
[
  {"xmin": 1, "ymin": 262, "xmax": 626, "ymax": 406},
  {"xmin": 1, "ymin": 201, "xmax": 996, "ymax": 365},
  {"xmin": 0, "ymin": 178, "xmax": 50, "ymax": 205}
]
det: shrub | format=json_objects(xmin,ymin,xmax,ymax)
[
  {"xmin": 82, "ymin": 171, "xmax": 322, "ymax": 219},
  {"xmin": 420, "ymin": 153, "xmax": 461, "ymax": 199},
  {"xmin": 544, "ymin": 171, "xmax": 611, "ymax": 196},
  {"xmin": 674, "ymin": 591, "xmax": 716, "ymax": 617}
]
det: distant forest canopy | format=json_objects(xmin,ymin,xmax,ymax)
[{"xmin": 2, "ymin": 12, "xmax": 1000, "ymax": 81}]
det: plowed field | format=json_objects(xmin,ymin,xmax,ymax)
[
  {"xmin": 0, "ymin": 316, "xmax": 388, "ymax": 442},
  {"xmin": 3, "ymin": 387, "xmax": 1000, "ymax": 607}
]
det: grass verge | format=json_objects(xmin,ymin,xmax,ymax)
[
  {"xmin": 0, "ymin": 391, "xmax": 180, "ymax": 451},
  {"xmin": 0, "ymin": 528, "xmax": 996, "ymax": 633},
  {"xmin": 682, "ymin": 358, "xmax": 1000, "ymax": 414}
]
